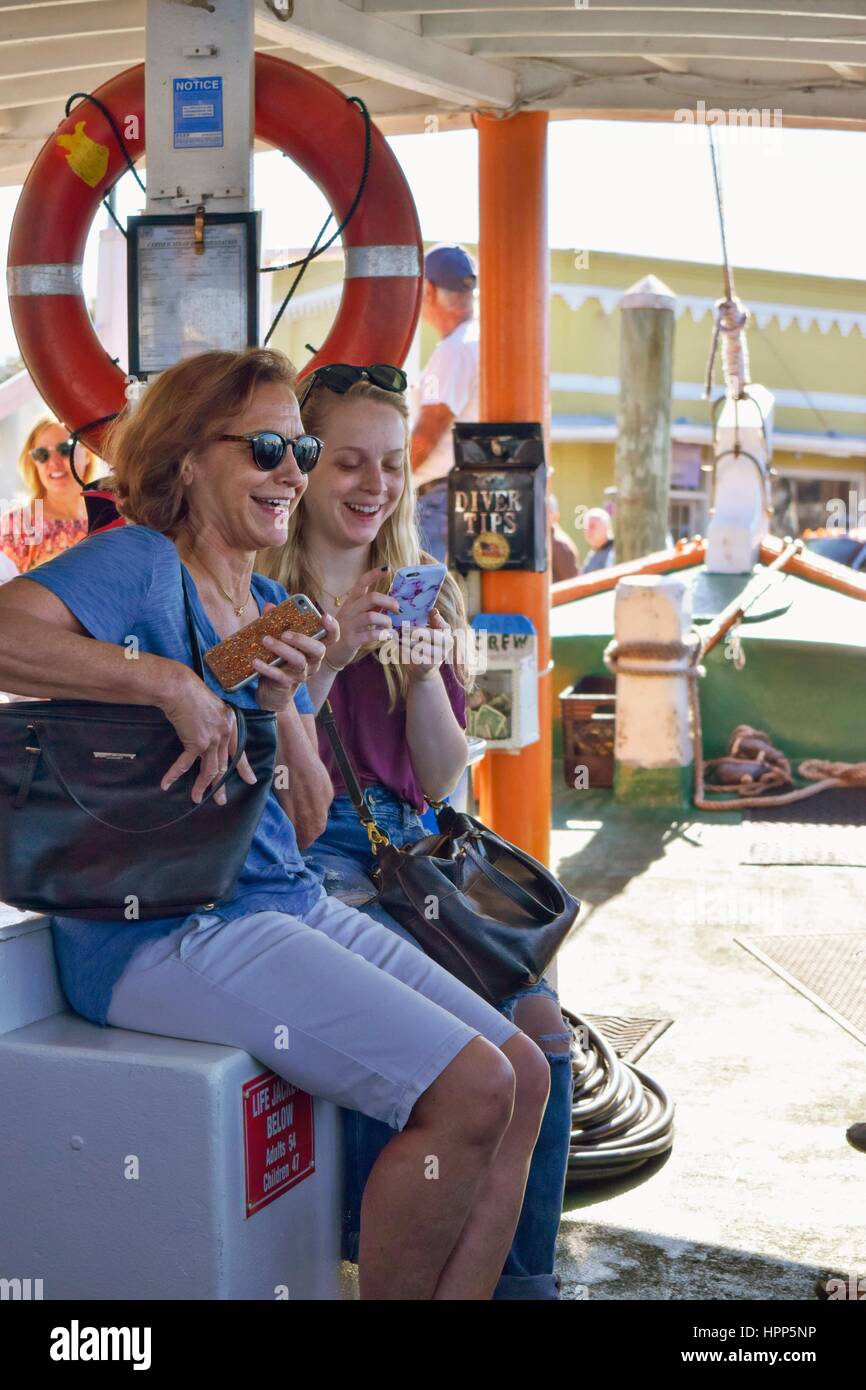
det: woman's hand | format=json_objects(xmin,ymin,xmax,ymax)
[
  {"xmin": 403, "ymin": 608, "xmax": 453, "ymax": 685},
  {"xmin": 160, "ymin": 667, "xmax": 257, "ymax": 805},
  {"xmin": 320, "ymin": 568, "xmax": 400, "ymax": 671},
  {"xmin": 253, "ymin": 604, "xmax": 340, "ymax": 712}
]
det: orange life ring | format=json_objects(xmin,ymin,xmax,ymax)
[{"xmin": 8, "ymin": 54, "xmax": 422, "ymax": 449}]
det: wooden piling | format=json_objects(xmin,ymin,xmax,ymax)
[{"xmin": 613, "ymin": 275, "xmax": 676, "ymax": 563}]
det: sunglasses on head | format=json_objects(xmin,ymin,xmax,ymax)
[
  {"xmin": 304, "ymin": 363, "xmax": 407, "ymax": 397},
  {"xmin": 218, "ymin": 431, "xmax": 324, "ymax": 473},
  {"xmin": 30, "ymin": 440, "xmax": 74, "ymax": 464}
]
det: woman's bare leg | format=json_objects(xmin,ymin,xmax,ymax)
[
  {"xmin": 431, "ymin": 1032, "xmax": 550, "ymax": 1299},
  {"xmin": 357, "ymin": 1036, "xmax": 516, "ymax": 1300}
]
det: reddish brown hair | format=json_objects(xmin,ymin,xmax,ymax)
[{"xmin": 105, "ymin": 348, "xmax": 298, "ymax": 535}]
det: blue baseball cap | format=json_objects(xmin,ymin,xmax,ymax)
[{"xmin": 424, "ymin": 244, "xmax": 477, "ymax": 291}]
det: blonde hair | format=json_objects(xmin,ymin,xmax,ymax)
[
  {"xmin": 258, "ymin": 376, "xmax": 471, "ymax": 711},
  {"xmin": 17, "ymin": 415, "xmax": 99, "ymax": 499},
  {"xmin": 103, "ymin": 348, "xmax": 298, "ymax": 535}
]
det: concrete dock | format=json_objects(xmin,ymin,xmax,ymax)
[{"xmin": 552, "ymin": 785, "xmax": 864, "ymax": 1301}]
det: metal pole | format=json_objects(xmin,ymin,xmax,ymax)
[
  {"xmin": 475, "ymin": 111, "xmax": 551, "ymax": 865},
  {"xmin": 613, "ymin": 275, "xmax": 676, "ymax": 563}
]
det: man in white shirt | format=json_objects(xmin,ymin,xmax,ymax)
[{"xmin": 411, "ymin": 244, "xmax": 479, "ymax": 562}]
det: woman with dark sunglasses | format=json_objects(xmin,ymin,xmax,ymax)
[
  {"xmin": 259, "ymin": 362, "xmax": 574, "ymax": 1301},
  {"xmin": 0, "ymin": 347, "xmax": 550, "ymax": 1301},
  {"xmin": 0, "ymin": 416, "xmax": 101, "ymax": 574}
]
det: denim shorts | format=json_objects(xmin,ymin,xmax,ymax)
[{"xmin": 106, "ymin": 890, "xmax": 519, "ymax": 1132}]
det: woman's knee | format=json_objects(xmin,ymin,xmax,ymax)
[
  {"xmin": 513, "ymin": 993, "xmax": 574, "ymax": 1058},
  {"xmin": 502, "ymin": 1031, "xmax": 552, "ymax": 1118},
  {"xmin": 410, "ymin": 1036, "xmax": 515, "ymax": 1148}
]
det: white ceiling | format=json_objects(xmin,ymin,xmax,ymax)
[{"xmin": 0, "ymin": 0, "xmax": 863, "ymax": 183}]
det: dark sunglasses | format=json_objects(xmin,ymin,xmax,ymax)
[
  {"xmin": 305, "ymin": 363, "xmax": 407, "ymax": 396},
  {"xmin": 30, "ymin": 440, "xmax": 74, "ymax": 464},
  {"xmin": 218, "ymin": 431, "xmax": 324, "ymax": 473}
]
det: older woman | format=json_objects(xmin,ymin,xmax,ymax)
[
  {"xmin": 0, "ymin": 416, "xmax": 100, "ymax": 574},
  {"xmin": 0, "ymin": 347, "xmax": 549, "ymax": 1301}
]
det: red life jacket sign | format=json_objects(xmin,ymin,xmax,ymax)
[{"xmin": 242, "ymin": 1070, "xmax": 315, "ymax": 1217}]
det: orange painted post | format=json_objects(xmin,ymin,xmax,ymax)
[{"xmin": 474, "ymin": 111, "xmax": 551, "ymax": 864}]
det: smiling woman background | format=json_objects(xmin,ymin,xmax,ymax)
[{"xmin": 0, "ymin": 416, "xmax": 101, "ymax": 574}]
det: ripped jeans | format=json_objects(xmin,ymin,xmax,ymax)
[{"xmin": 304, "ymin": 787, "xmax": 574, "ymax": 1301}]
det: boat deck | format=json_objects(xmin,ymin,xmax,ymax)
[{"xmin": 551, "ymin": 784, "xmax": 863, "ymax": 1300}]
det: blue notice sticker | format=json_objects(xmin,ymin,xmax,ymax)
[{"xmin": 173, "ymin": 75, "xmax": 224, "ymax": 149}]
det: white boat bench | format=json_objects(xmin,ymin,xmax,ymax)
[{"xmin": 0, "ymin": 912, "xmax": 344, "ymax": 1301}]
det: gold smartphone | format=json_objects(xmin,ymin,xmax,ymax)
[{"xmin": 204, "ymin": 594, "xmax": 326, "ymax": 693}]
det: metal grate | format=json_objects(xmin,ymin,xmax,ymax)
[
  {"xmin": 579, "ymin": 1013, "xmax": 673, "ymax": 1063},
  {"xmin": 736, "ymin": 933, "xmax": 866, "ymax": 1046}
]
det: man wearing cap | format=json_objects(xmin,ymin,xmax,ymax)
[{"xmin": 411, "ymin": 244, "xmax": 480, "ymax": 563}]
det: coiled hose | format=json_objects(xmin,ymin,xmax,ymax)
[{"xmin": 563, "ymin": 1008, "xmax": 675, "ymax": 1184}]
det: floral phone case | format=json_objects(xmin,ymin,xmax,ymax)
[{"xmin": 388, "ymin": 563, "xmax": 447, "ymax": 628}]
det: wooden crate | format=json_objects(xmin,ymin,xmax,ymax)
[{"xmin": 560, "ymin": 676, "xmax": 616, "ymax": 789}]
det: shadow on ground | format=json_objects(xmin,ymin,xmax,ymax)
[{"xmin": 556, "ymin": 1219, "xmax": 829, "ymax": 1301}]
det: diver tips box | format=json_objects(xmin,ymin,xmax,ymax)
[{"xmin": 447, "ymin": 422, "xmax": 548, "ymax": 574}]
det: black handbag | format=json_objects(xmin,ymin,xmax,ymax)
[
  {"xmin": 0, "ymin": 569, "xmax": 277, "ymax": 920},
  {"xmin": 317, "ymin": 700, "xmax": 580, "ymax": 1005}
]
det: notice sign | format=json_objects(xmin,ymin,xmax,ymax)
[
  {"xmin": 242, "ymin": 1070, "xmax": 315, "ymax": 1217},
  {"xmin": 173, "ymin": 75, "xmax": 224, "ymax": 149}
]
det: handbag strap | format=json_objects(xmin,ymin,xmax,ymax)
[
  {"xmin": 316, "ymin": 699, "xmax": 391, "ymax": 851},
  {"xmin": 464, "ymin": 841, "xmax": 559, "ymax": 921},
  {"xmin": 179, "ymin": 564, "xmax": 206, "ymax": 681}
]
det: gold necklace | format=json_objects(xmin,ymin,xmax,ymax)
[
  {"xmin": 191, "ymin": 555, "xmax": 252, "ymax": 617},
  {"xmin": 322, "ymin": 587, "xmax": 350, "ymax": 609}
]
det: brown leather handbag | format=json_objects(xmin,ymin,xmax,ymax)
[{"xmin": 317, "ymin": 700, "xmax": 580, "ymax": 1005}]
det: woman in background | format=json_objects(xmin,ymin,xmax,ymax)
[{"xmin": 0, "ymin": 416, "xmax": 99, "ymax": 573}]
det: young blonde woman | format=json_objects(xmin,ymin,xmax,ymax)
[
  {"xmin": 259, "ymin": 363, "xmax": 574, "ymax": 1301},
  {"xmin": 0, "ymin": 416, "xmax": 99, "ymax": 573}
]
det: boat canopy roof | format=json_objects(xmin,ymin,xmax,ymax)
[{"xmin": 0, "ymin": 1, "xmax": 864, "ymax": 185}]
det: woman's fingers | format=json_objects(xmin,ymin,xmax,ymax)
[
  {"xmin": 320, "ymin": 612, "xmax": 340, "ymax": 646},
  {"xmin": 226, "ymin": 718, "xmax": 258, "ymax": 788},
  {"xmin": 347, "ymin": 566, "xmax": 389, "ymax": 600},
  {"xmin": 213, "ymin": 727, "xmax": 232, "ymax": 806},
  {"xmin": 161, "ymin": 748, "xmax": 199, "ymax": 793},
  {"xmin": 191, "ymin": 741, "xmax": 221, "ymax": 804}
]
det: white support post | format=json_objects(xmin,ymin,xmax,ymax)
[
  {"xmin": 145, "ymin": 0, "xmax": 254, "ymax": 214},
  {"xmin": 610, "ymin": 575, "xmax": 695, "ymax": 807}
]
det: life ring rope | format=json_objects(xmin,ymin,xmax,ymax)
[{"xmin": 8, "ymin": 55, "xmax": 423, "ymax": 451}]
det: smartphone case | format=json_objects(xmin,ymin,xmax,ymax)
[
  {"xmin": 204, "ymin": 596, "xmax": 325, "ymax": 692},
  {"xmin": 389, "ymin": 564, "xmax": 447, "ymax": 628}
]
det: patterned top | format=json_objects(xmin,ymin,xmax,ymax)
[{"xmin": 0, "ymin": 506, "xmax": 89, "ymax": 574}]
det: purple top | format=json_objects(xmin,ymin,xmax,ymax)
[{"xmin": 318, "ymin": 654, "xmax": 467, "ymax": 813}]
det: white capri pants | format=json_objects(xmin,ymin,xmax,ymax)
[{"xmin": 106, "ymin": 890, "xmax": 520, "ymax": 1132}]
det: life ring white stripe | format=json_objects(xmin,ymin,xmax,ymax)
[
  {"xmin": 7, "ymin": 264, "xmax": 83, "ymax": 296},
  {"xmin": 344, "ymin": 245, "xmax": 420, "ymax": 279}
]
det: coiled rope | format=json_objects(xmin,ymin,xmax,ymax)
[{"xmin": 564, "ymin": 1009, "xmax": 675, "ymax": 1183}]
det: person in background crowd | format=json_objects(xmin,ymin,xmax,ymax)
[
  {"xmin": 411, "ymin": 244, "xmax": 479, "ymax": 563},
  {"xmin": 580, "ymin": 506, "xmax": 615, "ymax": 574},
  {"xmin": 260, "ymin": 363, "xmax": 574, "ymax": 1300},
  {"xmin": 0, "ymin": 416, "xmax": 99, "ymax": 574},
  {"xmin": 549, "ymin": 493, "xmax": 580, "ymax": 583}
]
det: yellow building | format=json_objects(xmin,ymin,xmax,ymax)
[{"xmin": 265, "ymin": 245, "xmax": 866, "ymax": 565}]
